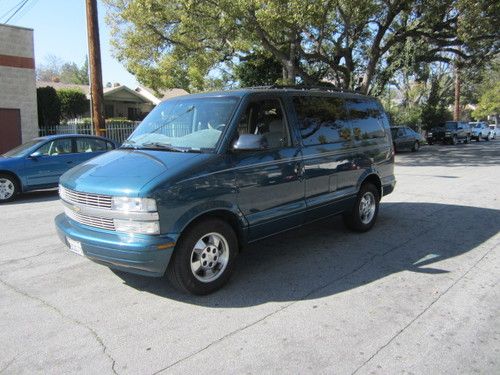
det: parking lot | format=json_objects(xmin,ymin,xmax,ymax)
[{"xmin": 1, "ymin": 141, "xmax": 499, "ymax": 374}]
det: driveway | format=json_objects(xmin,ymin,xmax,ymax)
[{"xmin": 1, "ymin": 142, "xmax": 499, "ymax": 374}]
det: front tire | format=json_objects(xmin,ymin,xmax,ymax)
[
  {"xmin": 0, "ymin": 174, "xmax": 19, "ymax": 203},
  {"xmin": 452, "ymin": 136, "xmax": 458, "ymax": 145},
  {"xmin": 412, "ymin": 141, "xmax": 419, "ymax": 152},
  {"xmin": 166, "ymin": 218, "xmax": 238, "ymax": 295},
  {"xmin": 343, "ymin": 183, "xmax": 380, "ymax": 232}
]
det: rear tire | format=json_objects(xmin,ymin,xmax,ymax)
[
  {"xmin": 166, "ymin": 218, "xmax": 238, "ymax": 295},
  {"xmin": 0, "ymin": 174, "xmax": 19, "ymax": 203},
  {"xmin": 343, "ymin": 183, "xmax": 380, "ymax": 232}
]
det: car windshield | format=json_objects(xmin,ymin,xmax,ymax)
[
  {"xmin": 2, "ymin": 139, "xmax": 40, "ymax": 157},
  {"xmin": 474, "ymin": 123, "xmax": 483, "ymax": 128},
  {"xmin": 123, "ymin": 97, "xmax": 239, "ymax": 152},
  {"xmin": 445, "ymin": 122, "xmax": 457, "ymax": 130}
]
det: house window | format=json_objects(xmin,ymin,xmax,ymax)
[
  {"xmin": 128, "ymin": 107, "xmax": 141, "ymax": 121},
  {"xmin": 104, "ymin": 104, "xmax": 114, "ymax": 118}
]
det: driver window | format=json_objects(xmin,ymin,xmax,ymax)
[
  {"xmin": 37, "ymin": 139, "xmax": 73, "ymax": 156},
  {"xmin": 238, "ymin": 99, "xmax": 290, "ymax": 149},
  {"xmin": 397, "ymin": 128, "xmax": 405, "ymax": 137}
]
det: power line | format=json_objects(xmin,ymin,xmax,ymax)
[
  {"xmin": 0, "ymin": 0, "xmax": 26, "ymax": 21},
  {"xmin": 4, "ymin": 0, "xmax": 30, "ymax": 24}
]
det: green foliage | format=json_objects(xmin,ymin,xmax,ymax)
[
  {"xmin": 37, "ymin": 87, "xmax": 61, "ymax": 127},
  {"xmin": 421, "ymin": 77, "xmax": 452, "ymax": 129},
  {"xmin": 472, "ymin": 82, "xmax": 500, "ymax": 120},
  {"xmin": 57, "ymin": 89, "xmax": 89, "ymax": 120},
  {"xmin": 234, "ymin": 51, "xmax": 282, "ymax": 87},
  {"xmin": 104, "ymin": 0, "xmax": 499, "ymax": 93}
]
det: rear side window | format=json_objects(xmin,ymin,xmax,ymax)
[
  {"xmin": 346, "ymin": 99, "xmax": 386, "ymax": 140},
  {"xmin": 293, "ymin": 96, "xmax": 351, "ymax": 145},
  {"xmin": 76, "ymin": 138, "xmax": 108, "ymax": 153}
]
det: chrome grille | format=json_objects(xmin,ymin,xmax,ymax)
[
  {"xmin": 59, "ymin": 186, "xmax": 112, "ymax": 209},
  {"xmin": 64, "ymin": 207, "xmax": 115, "ymax": 231}
]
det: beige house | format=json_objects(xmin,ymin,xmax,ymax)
[
  {"xmin": 0, "ymin": 24, "xmax": 38, "ymax": 154},
  {"xmin": 36, "ymin": 82, "xmax": 188, "ymax": 121}
]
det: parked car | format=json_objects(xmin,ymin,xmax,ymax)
[
  {"xmin": 488, "ymin": 124, "xmax": 498, "ymax": 139},
  {"xmin": 55, "ymin": 87, "xmax": 396, "ymax": 295},
  {"xmin": 427, "ymin": 121, "xmax": 470, "ymax": 145},
  {"xmin": 0, "ymin": 135, "xmax": 116, "ymax": 202},
  {"xmin": 470, "ymin": 122, "xmax": 491, "ymax": 141},
  {"xmin": 391, "ymin": 126, "xmax": 425, "ymax": 152}
]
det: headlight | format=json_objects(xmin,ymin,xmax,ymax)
[
  {"xmin": 114, "ymin": 219, "xmax": 160, "ymax": 235},
  {"xmin": 111, "ymin": 197, "xmax": 157, "ymax": 212},
  {"xmin": 428, "ymin": 132, "xmax": 433, "ymax": 136},
  {"xmin": 445, "ymin": 131, "xmax": 451, "ymax": 135}
]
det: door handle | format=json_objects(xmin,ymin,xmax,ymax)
[{"xmin": 294, "ymin": 163, "xmax": 304, "ymax": 177}]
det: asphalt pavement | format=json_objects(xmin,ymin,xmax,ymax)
[{"xmin": 1, "ymin": 141, "xmax": 499, "ymax": 374}]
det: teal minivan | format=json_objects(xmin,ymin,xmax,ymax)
[{"xmin": 55, "ymin": 87, "xmax": 396, "ymax": 294}]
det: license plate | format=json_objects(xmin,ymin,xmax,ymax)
[{"xmin": 67, "ymin": 237, "xmax": 83, "ymax": 256}]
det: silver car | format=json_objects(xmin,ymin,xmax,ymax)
[{"xmin": 469, "ymin": 122, "xmax": 491, "ymax": 141}]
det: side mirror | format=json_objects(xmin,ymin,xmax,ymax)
[
  {"xmin": 232, "ymin": 134, "xmax": 269, "ymax": 152},
  {"xmin": 28, "ymin": 151, "xmax": 41, "ymax": 159}
]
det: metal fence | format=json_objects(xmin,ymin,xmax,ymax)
[{"xmin": 39, "ymin": 121, "xmax": 140, "ymax": 144}]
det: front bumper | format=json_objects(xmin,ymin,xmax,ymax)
[{"xmin": 55, "ymin": 214, "xmax": 177, "ymax": 277}]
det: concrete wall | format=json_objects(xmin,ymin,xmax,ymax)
[{"xmin": 0, "ymin": 24, "xmax": 38, "ymax": 143}]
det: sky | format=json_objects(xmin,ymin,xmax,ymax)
[{"xmin": 0, "ymin": 0, "xmax": 138, "ymax": 87}]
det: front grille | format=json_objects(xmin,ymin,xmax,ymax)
[
  {"xmin": 59, "ymin": 186, "xmax": 112, "ymax": 209},
  {"xmin": 64, "ymin": 207, "xmax": 115, "ymax": 231}
]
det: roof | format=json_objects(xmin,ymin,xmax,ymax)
[
  {"xmin": 36, "ymin": 82, "xmax": 188, "ymax": 105},
  {"xmin": 36, "ymin": 82, "xmax": 154, "ymax": 104},
  {"xmin": 166, "ymin": 86, "xmax": 369, "ymax": 101},
  {"xmin": 135, "ymin": 86, "xmax": 188, "ymax": 105}
]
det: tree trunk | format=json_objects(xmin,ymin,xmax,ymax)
[{"xmin": 453, "ymin": 64, "xmax": 461, "ymax": 121}]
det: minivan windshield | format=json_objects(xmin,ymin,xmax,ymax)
[
  {"xmin": 2, "ymin": 139, "xmax": 40, "ymax": 157},
  {"xmin": 123, "ymin": 97, "xmax": 239, "ymax": 152}
]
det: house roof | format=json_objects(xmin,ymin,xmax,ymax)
[
  {"xmin": 134, "ymin": 86, "xmax": 188, "ymax": 104},
  {"xmin": 36, "ymin": 82, "xmax": 188, "ymax": 105}
]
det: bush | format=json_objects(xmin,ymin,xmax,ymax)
[
  {"xmin": 58, "ymin": 89, "xmax": 89, "ymax": 120},
  {"xmin": 37, "ymin": 86, "xmax": 61, "ymax": 127}
]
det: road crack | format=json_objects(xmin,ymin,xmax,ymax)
[
  {"xmin": 153, "ymin": 225, "xmax": 437, "ymax": 374},
  {"xmin": 0, "ymin": 278, "xmax": 118, "ymax": 374},
  {"xmin": 350, "ymin": 240, "xmax": 499, "ymax": 375}
]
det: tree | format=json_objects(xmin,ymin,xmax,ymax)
[
  {"xmin": 57, "ymin": 89, "xmax": 89, "ymax": 120},
  {"xmin": 37, "ymin": 87, "xmax": 61, "ymax": 127},
  {"xmin": 36, "ymin": 55, "xmax": 89, "ymax": 84},
  {"xmin": 472, "ymin": 83, "xmax": 500, "ymax": 123},
  {"xmin": 421, "ymin": 77, "xmax": 452, "ymax": 129},
  {"xmin": 104, "ymin": 0, "xmax": 499, "ymax": 93}
]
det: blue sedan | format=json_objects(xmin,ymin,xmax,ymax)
[{"xmin": 0, "ymin": 135, "xmax": 116, "ymax": 202}]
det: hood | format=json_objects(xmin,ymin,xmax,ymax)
[{"xmin": 60, "ymin": 149, "xmax": 202, "ymax": 196}]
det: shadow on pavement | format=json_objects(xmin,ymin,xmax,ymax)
[
  {"xmin": 3, "ymin": 189, "xmax": 59, "ymax": 205},
  {"xmin": 114, "ymin": 202, "xmax": 500, "ymax": 306},
  {"xmin": 396, "ymin": 141, "xmax": 499, "ymax": 167}
]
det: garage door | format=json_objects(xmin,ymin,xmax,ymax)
[{"xmin": 0, "ymin": 108, "xmax": 22, "ymax": 154}]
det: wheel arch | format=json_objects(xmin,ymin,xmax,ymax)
[
  {"xmin": 177, "ymin": 208, "xmax": 248, "ymax": 250},
  {"xmin": 358, "ymin": 173, "xmax": 382, "ymax": 200}
]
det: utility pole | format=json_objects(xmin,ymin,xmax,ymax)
[{"xmin": 85, "ymin": 0, "xmax": 105, "ymax": 136}]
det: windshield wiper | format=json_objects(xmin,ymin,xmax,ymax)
[{"xmin": 141, "ymin": 142, "xmax": 200, "ymax": 153}]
